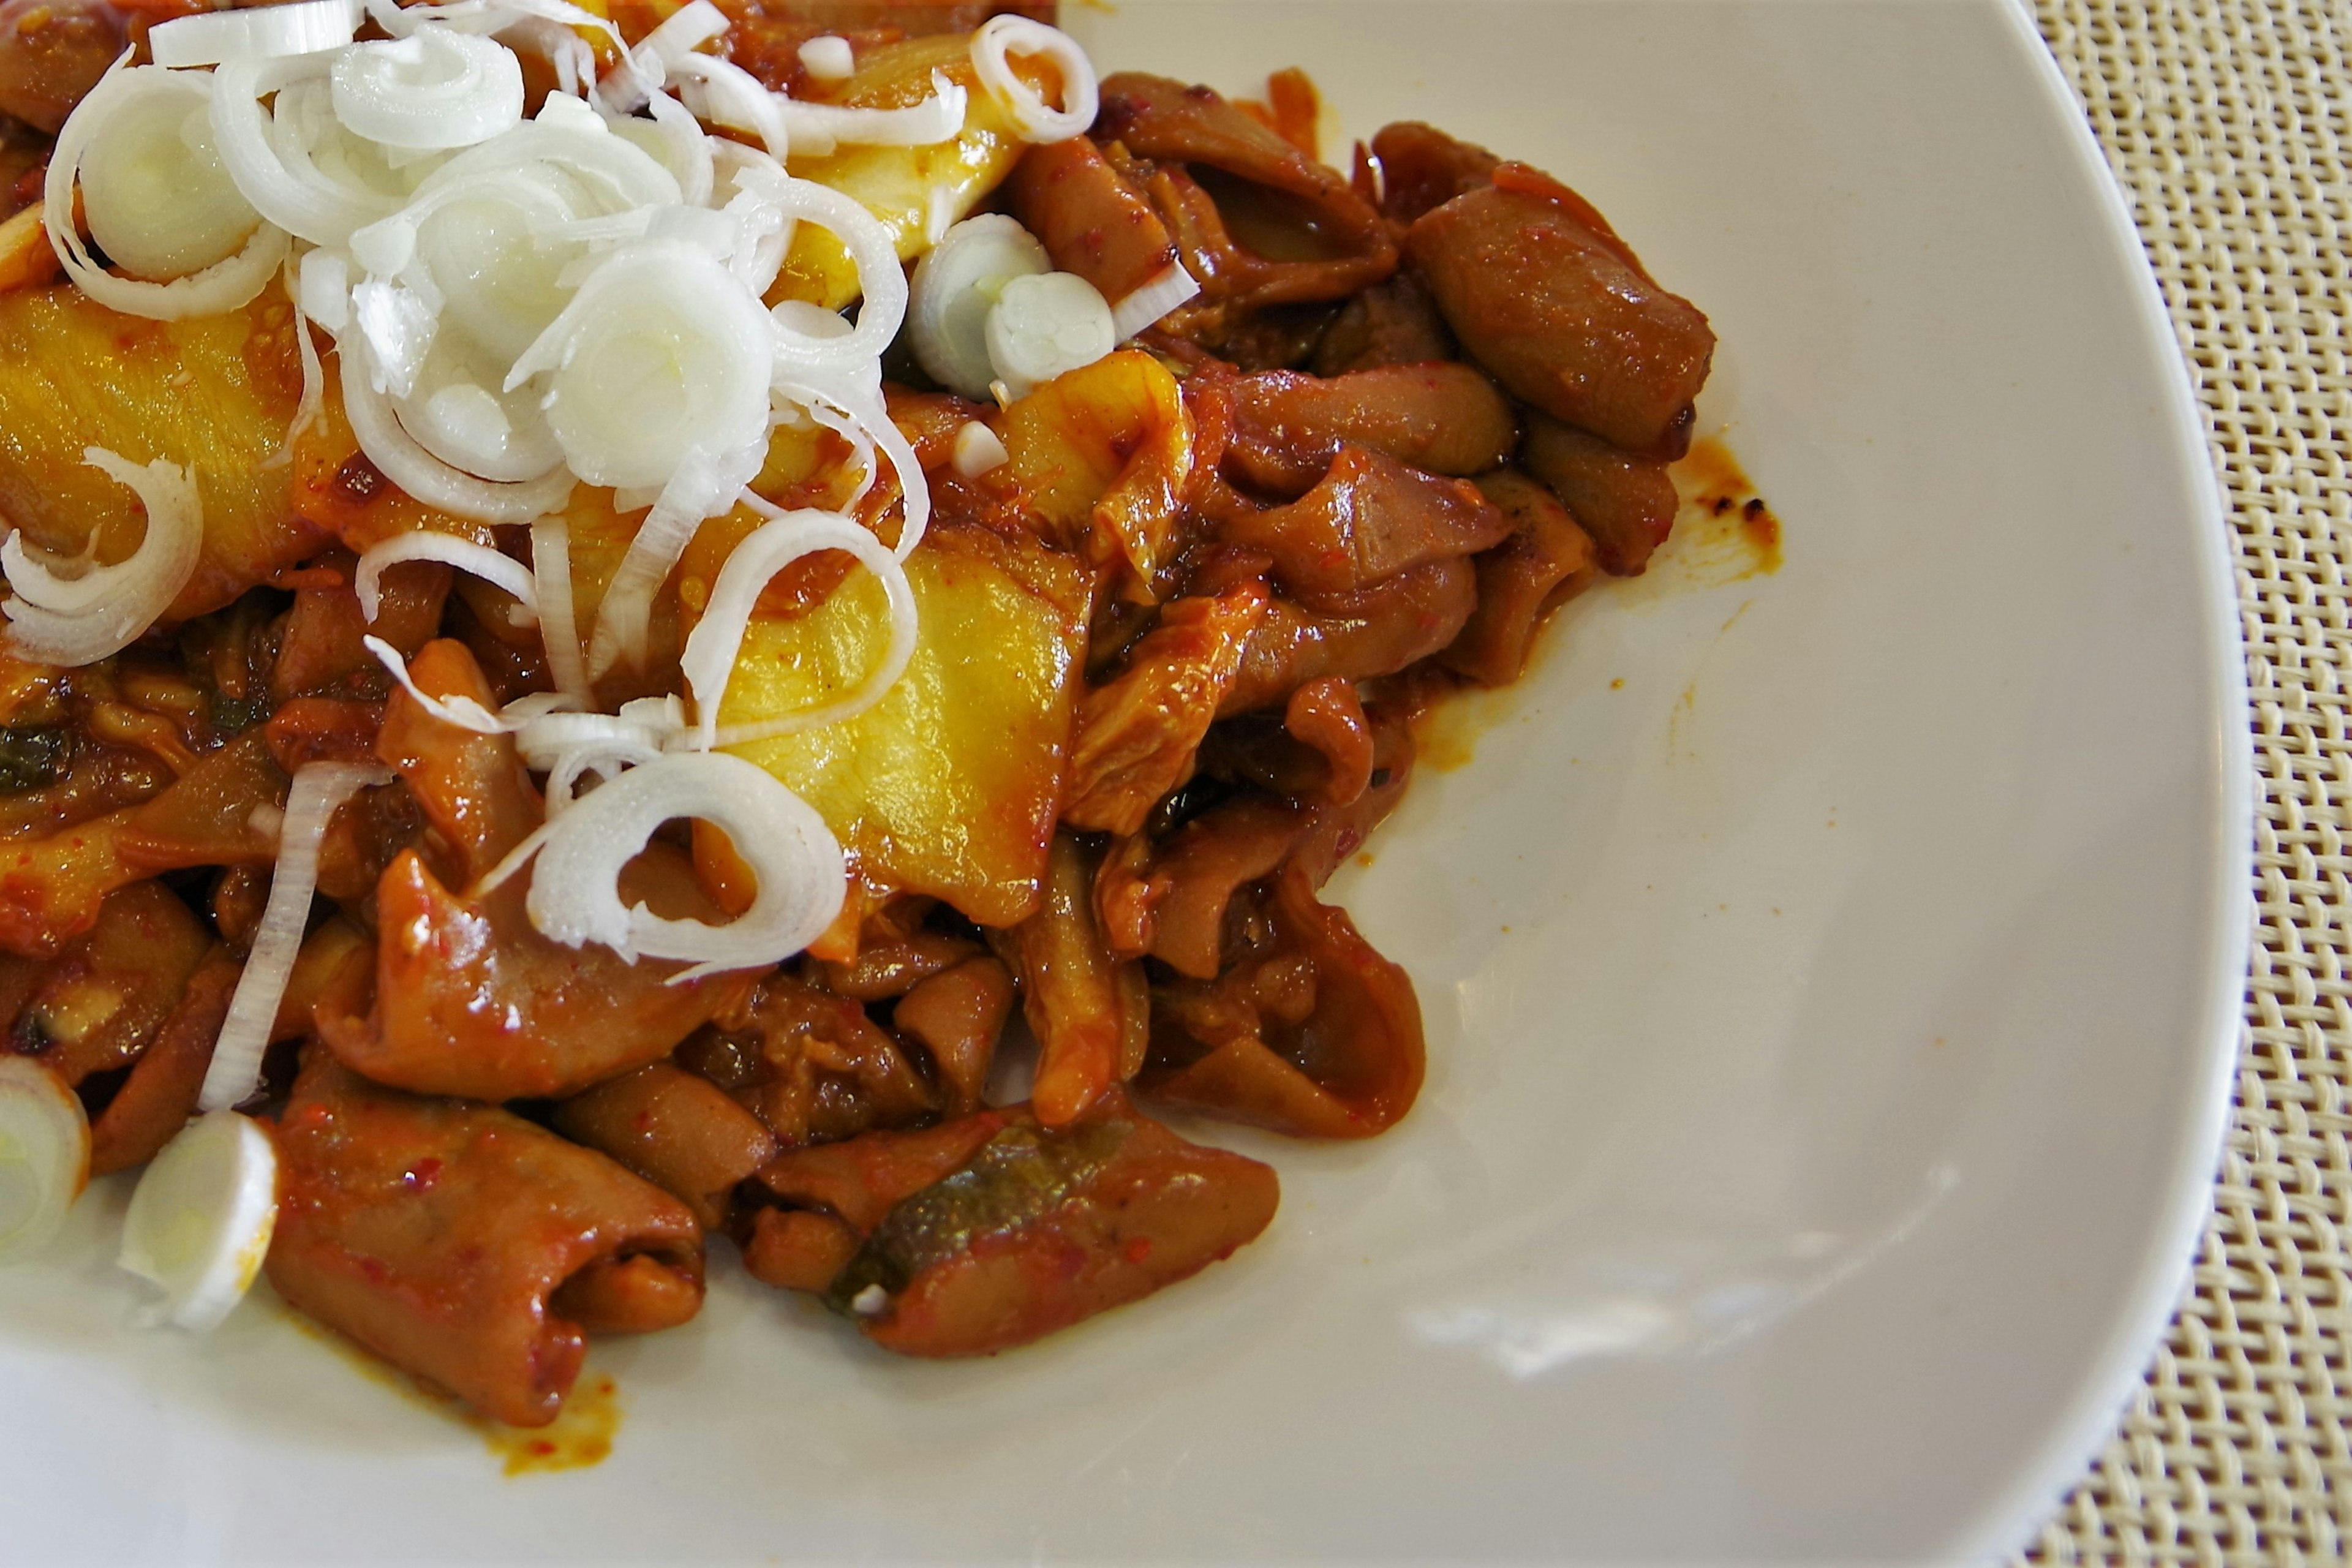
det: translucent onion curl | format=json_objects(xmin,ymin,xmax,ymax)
[
  {"xmin": 529, "ymin": 511, "xmax": 593, "ymax": 704},
  {"xmin": 970, "ymin": 16, "xmax": 1097, "ymax": 144},
  {"xmin": 340, "ymin": 336, "xmax": 575, "ymax": 525},
  {"xmin": 209, "ymin": 54, "xmax": 407, "ymax": 247},
  {"xmin": 677, "ymin": 508, "xmax": 916, "ymax": 752},
  {"xmin": 3, "ymin": 449, "xmax": 203, "ymax": 666},
  {"xmin": 523, "ymin": 750, "xmax": 845, "ymax": 980},
  {"xmin": 355, "ymin": 531, "xmax": 538, "ymax": 627},
  {"xmin": 45, "ymin": 61, "xmax": 288, "ymax": 320},
  {"xmin": 198, "ymin": 762, "xmax": 393, "ymax": 1113},
  {"xmin": 148, "ymin": 0, "xmax": 364, "ymax": 69},
  {"xmin": 331, "ymin": 29, "xmax": 525, "ymax": 149},
  {"xmin": 363, "ymin": 635, "xmax": 510, "ymax": 733},
  {"xmin": 772, "ymin": 70, "xmax": 967, "ymax": 158}
]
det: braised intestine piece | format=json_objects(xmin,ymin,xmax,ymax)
[
  {"xmin": 1212, "ymin": 445, "xmax": 1513, "ymax": 601},
  {"xmin": 1093, "ymin": 72, "xmax": 1395, "ymax": 312},
  {"xmin": 1224, "ymin": 363, "xmax": 1516, "ymax": 495},
  {"xmin": 1403, "ymin": 160, "xmax": 1714, "ymax": 454},
  {"xmin": 1442, "ymin": 469, "xmax": 1600, "ymax": 686},
  {"xmin": 1221, "ymin": 556, "xmax": 1478, "ymax": 715},
  {"xmin": 1003, "ymin": 134, "xmax": 1181, "ymax": 311},
  {"xmin": 746, "ymin": 1095, "xmax": 1276, "ymax": 1357},
  {"xmin": 1, "ymin": 880, "xmax": 213, "ymax": 1087},
  {"xmin": 268, "ymin": 1050, "xmax": 704, "ymax": 1428},
  {"xmin": 1517, "ymin": 412, "xmax": 1679, "ymax": 577},
  {"xmin": 317, "ymin": 641, "xmax": 752, "ymax": 1100},
  {"xmin": 680, "ymin": 971, "xmax": 938, "ymax": 1149},
  {"xmin": 552, "ymin": 1062, "xmax": 778, "ymax": 1231},
  {"xmin": 86, "ymin": 949, "xmax": 240, "ymax": 1175}
]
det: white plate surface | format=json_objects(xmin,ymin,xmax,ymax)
[{"xmin": 0, "ymin": 1, "xmax": 2247, "ymax": 1561}]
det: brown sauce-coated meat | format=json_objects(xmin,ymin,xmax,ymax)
[
  {"xmin": 1221, "ymin": 556, "xmax": 1480, "ymax": 715},
  {"xmin": 266, "ymin": 1050, "xmax": 704, "ymax": 1428},
  {"xmin": 1408, "ymin": 182, "xmax": 1714, "ymax": 451},
  {"xmin": 553, "ymin": 1061, "xmax": 779, "ymax": 1230},
  {"xmin": 1518, "ymin": 412, "xmax": 1680, "ymax": 576},
  {"xmin": 1227, "ymin": 363, "xmax": 1517, "ymax": 495},
  {"xmin": 1213, "ymin": 445, "xmax": 1513, "ymax": 603},
  {"xmin": 1004, "ymin": 134, "xmax": 1179, "ymax": 306},
  {"xmin": 1442, "ymin": 468, "xmax": 1599, "ymax": 686}
]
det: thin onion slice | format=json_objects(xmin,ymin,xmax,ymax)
[
  {"xmin": 364, "ymin": 635, "xmax": 509, "ymax": 732},
  {"xmin": 45, "ymin": 61, "xmax": 288, "ymax": 321},
  {"xmin": 969, "ymin": 16, "xmax": 1096, "ymax": 144},
  {"xmin": 799, "ymin": 35, "xmax": 854, "ymax": 82},
  {"xmin": 341, "ymin": 336, "xmax": 575, "ymax": 525},
  {"xmin": 530, "ymin": 511, "xmax": 592, "ymax": 705},
  {"xmin": 664, "ymin": 51, "xmax": 788, "ymax": 159},
  {"xmin": 266, "ymin": 260, "xmax": 327, "ymax": 469},
  {"xmin": 4, "ymin": 448, "xmax": 203, "ymax": 666},
  {"xmin": 775, "ymin": 69, "xmax": 967, "ymax": 158},
  {"xmin": 524, "ymin": 750, "xmax": 845, "ymax": 980},
  {"xmin": 331, "ymin": 29, "xmax": 525, "ymax": 149},
  {"xmin": 908, "ymin": 213, "xmax": 1048, "ymax": 399},
  {"xmin": 148, "ymin": 0, "xmax": 364, "ymax": 69},
  {"xmin": 584, "ymin": 448, "xmax": 764, "ymax": 678},
  {"xmin": 677, "ymin": 508, "xmax": 916, "ymax": 752},
  {"xmin": 119, "ymin": 1110, "xmax": 279, "ymax": 1332},
  {"xmin": 773, "ymin": 367, "xmax": 930, "ymax": 558},
  {"xmin": 210, "ymin": 53, "xmax": 406, "ymax": 247},
  {"xmin": 356, "ymin": 531, "xmax": 537, "ymax": 626},
  {"xmin": 0, "ymin": 1058, "xmax": 89, "ymax": 1264},
  {"xmin": 1109, "ymin": 260, "xmax": 1202, "ymax": 342},
  {"xmin": 761, "ymin": 178, "xmax": 906, "ymax": 373},
  {"xmin": 198, "ymin": 763, "xmax": 393, "ymax": 1113},
  {"xmin": 984, "ymin": 270, "xmax": 1114, "ymax": 399}
]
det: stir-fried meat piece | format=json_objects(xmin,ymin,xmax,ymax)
[
  {"xmin": 3, "ymin": 879, "xmax": 210, "ymax": 1085},
  {"xmin": 1146, "ymin": 864, "xmax": 1423, "ymax": 1139},
  {"xmin": 996, "ymin": 833, "xmax": 1149, "ymax": 1126},
  {"xmin": 320, "ymin": 641, "xmax": 753, "ymax": 1100},
  {"xmin": 1442, "ymin": 468, "xmax": 1600, "ymax": 685},
  {"xmin": 0, "ymin": 0, "xmax": 121, "ymax": 134},
  {"xmin": 1005, "ymin": 134, "xmax": 1180, "ymax": 307},
  {"xmin": 1311, "ymin": 271, "xmax": 1457, "ymax": 376},
  {"xmin": 1227, "ymin": 363, "xmax": 1515, "ymax": 495},
  {"xmin": 753, "ymin": 1110, "xmax": 1013, "ymax": 1235},
  {"xmin": 1283, "ymin": 677, "xmax": 1373, "ymax": 805},
  {"xmin": 821, "ymin": 1096, "xmax": 1278, "ymax": 1357},
  {"xmin": 268, "ymin": 1051, "xmax": 704, "ymax": 1428},
  {"xmin": 1407, "ymin": 177, "xmax": 1714, "ymax": 452},
  {"xmin": 685, "ymin": 971, "xmax": 937, "ymax": 1148},
  {"xmin": 270, "ymin": 556, "xmax": 451, "ymax": 705},
  {"xmin": 87, "ymin": 949, "xmax": 238, "ymax": 1175},
  {"xmin": 890, "ymin": 954, "xmax": 1016, "ymax": 1117},
  {"xmin": 1518, "ymin": 412, "xmax": 1680, "ymax": 576},
  {"xmin": 553, "ymin": 1062, "xmax": 779, "ymax": 1230},
  {"xmin": 1221, "ymin": 557, "xmax": 1479, "ymax": 715},
  {"xmin": 1369, "ymin": 121, "xmax": 1500, "ymax": 225},
  {"xmin": 1096, "ymin": 72, "xmax": 1395, "ymax": 311},
  {"xmin": 1212, "ymin": 445, "xmax": 1512, "ymax": 601},
  {"xmin": 1133, "ymin": 795, "xmax": 1308, "ymax": 978},
  {"xmin": 1064, "ymin": 582, "xmax": 1268, "ymax": 835}
]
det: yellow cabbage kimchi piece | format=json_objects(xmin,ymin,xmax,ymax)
[
  {"xmin": 718, "ymin": 521, "xmax": 1090, "ymax": 929},
  {"xmin": 0, "ymin": 286, "xmax": 322, "ymax": 619}
]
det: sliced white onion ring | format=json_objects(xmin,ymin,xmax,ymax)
[
  {"xmin": 908, "ymin": 213, "xmax": 1048, "ymax": 399},
  {"xmin": 148, "ymin": 0, "xmax": 364, "ymax": 69},
  {"xmin": 210, "ymin": 53, "xmax": 406, "ymax": 247},
  {"xmin": 4, "ymin": 448, "xmax": 203, "ymax": 666},
  {"xmin": 356, "ymin": 531, "xmax": 537, "ymax": 627},
  {"xmin": 119, "ymin": 1111, "xmax": 278, "ymax": 1332},
  {"xmin": 761, "ymin": 178, "xmax": 907, "ymax": 374},
  {"xmin": 198, "ymin": 762, "xmax": 393, "ymax": 1113},
  {"xmin": 529, "ymin": 511, "xmax": 592, "ymax": 705},
  {"xmin": 341, "ymin": 336, "xmax": 575, "ymax": 525},
  {"xmin": 525, "ymin": 750, "xmax": 845, "ymax": 980},
  {"xmin": 0, "ymin": 1058, "xmax": 89, "ymax": 1264},
  {"xmin": 773, "ymin": 366, "xmax": 929, "ymax": 558},
  {"xmin": 985, "ymin": 270, "xmax": 1114, "ymax": 399},
  {"xmin": 970, "ymin": 16, "xmax": 1097, "ymax": 144},
  {"xmin": 332, "ymin": 29, "xmax": 525, "ymax": 149},
  {"xmin": 44, "ymin": 61, "xmax": 288, "ymax": 320},
  {"xmin": 267, "ymin": 262, "xmax": 328, "ymax": 470},
  {"xmin": 678, "ymin": 508, "xmax": 916, "ymax": 752},
  {"xmin": 775, "ymin": 70, "xmax": 967, "ymax": 158},
  {"xmin": 664, "ymin": 51, "xmax": 788, "ymax": 159},
  {"xmin": 1109, "ymin": 260, "xmax": 1202, "ymax": 342}
]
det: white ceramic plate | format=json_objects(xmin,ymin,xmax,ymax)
[{"xmin": 0, "ymin": 1, "xmax": 2247, "ymax": 1561}]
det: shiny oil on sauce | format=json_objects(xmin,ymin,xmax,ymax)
[{"xmin": 1413, "ymin": 434, "xmax": 1781, "ymax": 773}]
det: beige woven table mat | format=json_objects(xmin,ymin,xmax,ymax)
[{"xmin": 2018, "ymin": 2, "xmax": 2350, "ymax": 1562}]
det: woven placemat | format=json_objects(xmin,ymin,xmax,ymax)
[{"xmin": 2021, "ymin": 2, "xmax": 2350, "ymax": 1562}]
